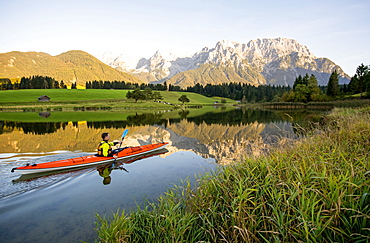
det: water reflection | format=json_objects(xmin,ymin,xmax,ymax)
[
  {"xmin": 0, "ymin": 149, "xmax": 217, "ymax": 243},
  {"xmin": 95, "ymin": 149, "xmax": 168, "ymax": 185},
  {"xmin": 0, "ymin": 121, "xmax": 68, "ymax": 134},
  {"xmin": 0, "ymin": 107, "xmax": 328, "ymax": 243},
  {"xmin": 97, "ymin": 162, "xmax": 128, "ymax": 185},
  {"xmin": 0, "ymin": 107, "xmax": 325, "ymax": 165},
  {"xmin": 0, "ymin": 107, "xmax": 296, "ymax": 135}
]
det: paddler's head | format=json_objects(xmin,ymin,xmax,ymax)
[
  {"xmin": 103, "ymin": 176, "xmax": 111, "ymax": 185},
  {"xmin": 101, "ymin": 133, "xmax": 110, "ymax": 141}
]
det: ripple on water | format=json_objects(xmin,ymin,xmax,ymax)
[{"xmin": 0, "ymin": 151, "xmax": 94, "ymax": 199}]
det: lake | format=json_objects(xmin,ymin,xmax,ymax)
[{"xmin": 0, "ymin": 106, "xmax": 327, "ymax": 242}]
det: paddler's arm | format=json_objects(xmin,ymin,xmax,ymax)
[{"xmin": 111, "ymin": 141, "xmax": 122, "ymax": 146}]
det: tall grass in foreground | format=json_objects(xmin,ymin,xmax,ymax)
[{"xmin": 95, "ymin": 107, "xmax": 370, "ymax": 243}]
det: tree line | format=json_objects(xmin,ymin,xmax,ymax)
[
  {"xmin": 85, "ymin": 80, "xmax": 176, "ymax": 91},
  {"xmin": 348, "ymin": 63, "xmax": 370, "ymax": 98},
  {"xmin": 185, "ymin": 83, "xmax": 291, "ymax": 102},
  {"xmin": 0, "ymin": 76, "xmax": 68, "ymax": 90},
  {"xmin": 86, "ymin": 80, "xmax": 291, "ymax": 102},
  {"xmin": 1, "ymin": 63, "xmax": 369, "ymax": 102},
  {"xmin": 282, "ymin": 64, "xmax": 370, "ymax": 102}
]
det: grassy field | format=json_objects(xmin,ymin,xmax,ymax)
[
  {"xmin": 0, "ymin": 89, "xmax": 235, "ymax": 106},
  {"xmin": 95, "ymin": 107, "xmax": 370, "ymax": 242}
]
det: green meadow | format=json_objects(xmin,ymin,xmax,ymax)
[{"xmin": 0, "ymin": 89, "xmax": 234, "ymax": 106}]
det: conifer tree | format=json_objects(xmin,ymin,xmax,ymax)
[
  {"xmin": 293, "ymin": 75, "xmax": 303, "ymax": 90},
  {"xmin": 326, "ymin": 70, "xmax": 340, "ymax": 97},
  {"xmin": 355, "ymin": 63, "xmax": 369, "ymax": 98},
  {"xmin": 307, "ymin": 74, "xmax": 322, "ymax": 101},
  {"xmin": 54, "ymin": 81, "xmax": 60, "ymax": 89}
]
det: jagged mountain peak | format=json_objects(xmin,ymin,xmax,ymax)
[
  {"xmin": 98, "ymin": 37, "xmax": 349, "ymax": 87},
  {"xmin": 150, "ymin": 49, "xmax": 177, "ymax": 61},
  {"xmin": 246, "ymin": 37, "xmax": 315, "ymax": 59},
  {"xmin": 216, "ymin": 40, "xmax": 241, "ymax": 48},
  {"xmin": 210, "ymin": 37, "xmax": 316, "ymax": 62}
]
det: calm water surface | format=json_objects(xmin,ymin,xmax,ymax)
[{"xmin": 0, "ymin": 107, "xmax": 326, "ymax": 242}]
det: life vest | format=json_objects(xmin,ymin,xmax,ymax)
[{"xmin": 97, "ymin": 141, "xmax": 113, "ymax": 157}]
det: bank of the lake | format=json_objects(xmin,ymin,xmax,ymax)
[
  {"xmin": 261, "ymin": 99, "xmax": 370, "ymax": 109},
  {"xmin": 96, "ymin": 107, "xmax": 370, "ymax": 242}
]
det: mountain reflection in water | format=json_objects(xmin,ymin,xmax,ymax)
[
  {"xmin": 0, "ymin": 107, "xmax": 323, "ymax": 165},
  {"xmin": 0, "ymin": 107, "xmax": 297, "ymax": 134}
]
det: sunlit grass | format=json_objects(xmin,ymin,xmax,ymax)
[
  {"xmin": 0, "ymin": 89, "xmax": 235, "ymax": 106},
  {"xmin": 95, "ymin": 107, "xmax": 370, "ymax": 242}
]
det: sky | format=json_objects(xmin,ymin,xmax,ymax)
[{"xmin": 0, "ymin": 0, "xmax": 369, "ymax": 76}]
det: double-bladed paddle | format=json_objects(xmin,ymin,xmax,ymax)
[
  {"xmin": 113, "ymin": 129, "xmax": 129, "ymax": 164},
  {"xmin": 120, "ymin": 129, "xmax": 129, "ymax": 148}
]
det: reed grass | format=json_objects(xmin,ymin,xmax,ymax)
[
  {"xmin": 95, "ymin": 107, "xmax": 370, "ymax": 243},
  {"xmin": 262, "ymin": 99, "xmax": 370, "ymax": 109}
]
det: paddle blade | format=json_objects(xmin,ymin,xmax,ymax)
[{"xmin": 121, "ymin": 129, "xmax": 129, "ymax": 139}]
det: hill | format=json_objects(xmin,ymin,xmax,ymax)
[{"xmin": 0, "ymin": 51, "xmax": 143, "ymax": 86}]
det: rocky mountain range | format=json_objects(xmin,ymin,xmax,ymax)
[
  {"xmin": 0, "ymin": 38, "xmax": 350, "ymax": 88},
  {"xmin": 101, "ymin": 37, "xmax": 350, "ymax": 87}
]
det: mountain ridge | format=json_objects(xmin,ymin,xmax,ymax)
[
  {"xmin": 0, "ymin": 38, "xmax": 351, "ymax": 88},
  {"xmin": 102, "ymin": 37, "xmax": 350, "ymax": 87}
]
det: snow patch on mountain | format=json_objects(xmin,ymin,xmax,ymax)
[{"xmin": 98, "ymin": 51, "xmax": 139, "ymax": 71}]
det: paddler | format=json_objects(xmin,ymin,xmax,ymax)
[{"xmin": 97, "ymin": 133, "xmax": 123, "ymax": 158}]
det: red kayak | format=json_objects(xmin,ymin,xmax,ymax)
[{"xmin": 11, "ymin": 142, "xmax": 169, "ymax": 175}]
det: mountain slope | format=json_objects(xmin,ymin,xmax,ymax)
[
  {"xmin": 104, "ymin": 38, "xmax": 350, "ymax": 87},
  {"xmin": 167, "ymin": 62, "xmax": 265, "ymax": 87},
  {"xmin": 0, "ymin": 51, "xmax": 143, "ymax": 86}
]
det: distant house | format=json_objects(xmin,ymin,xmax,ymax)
[{"xmin": 38, "ymin": 95, "xmax": 50, "ymax": 102}]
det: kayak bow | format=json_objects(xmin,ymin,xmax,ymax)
[{"xmin": 11, "ymin": 142, "xmax": 169, "ymax": 175}]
